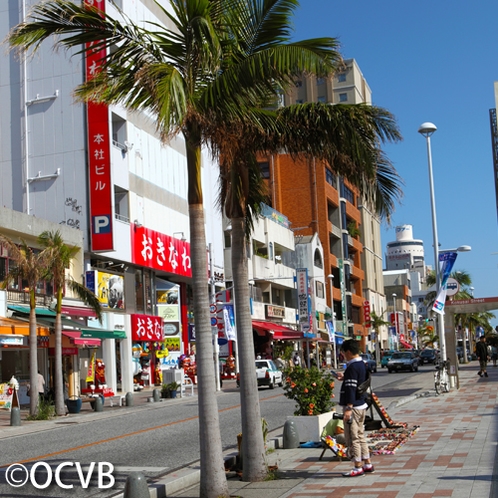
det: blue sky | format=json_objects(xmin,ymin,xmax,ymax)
[{"xmin": 294, "ymin": 0, "xmax": 498, "ymax": 322}]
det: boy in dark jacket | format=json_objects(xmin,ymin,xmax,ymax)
[{"xmin": 336, "ymin": 339, "xmax": 373, "ymax": 477}]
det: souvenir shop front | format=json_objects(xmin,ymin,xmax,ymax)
[{"xmin": 0, "ymin": 316, "xmax": 50, "ymax": 405}]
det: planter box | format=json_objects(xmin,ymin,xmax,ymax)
[{"xmin": 286, "ymin": 411, "xmax": 335, "ymax": 443}]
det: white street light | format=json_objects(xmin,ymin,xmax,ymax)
[
  {"xmin": 418, "ymin": 122, "xmax": 448, "ymax": 363},
  {"xmin": 392, "ymin": 293, "xmax": 397, "ymax": 350}
]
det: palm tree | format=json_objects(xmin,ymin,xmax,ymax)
[
  {"xmin": 9, "ymin": 0, "xmax": 346, "ymax": 491},
  {"xmin": 217, "ymin": 97, "xmax": 402, "ymax": 478},
  {"xmin": 369, "ymin": 311, "xmax": 391, "ymax": 356},
  {"xmin": 0, "ymin": 236, "xmax": 51, "ymax": 416},
  {"xmin": 38, "ymin": 230, "xmax": 102, "ymax": 416}
]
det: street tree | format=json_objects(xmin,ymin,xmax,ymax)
[
  {"xmin": 38, "ymin": 230, "xmax": 102, "ymax": 416},
  {"xmin": 0, "ymin": 236, "xmax": 51, "ymax": 416},
  {"xmin": 8, "ymin": 0, "xmax": 347, "ymax": 491},
  {"xmin": 217, "ymin": 98, "xmax": 402, "ymax": 477}
]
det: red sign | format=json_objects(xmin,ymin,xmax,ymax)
[
  {"xmin": 85, "ymin": 0, "xmax": 113, "ymax": 252},
  {"xmin": 131, "ymin": 225, "xmax": 192, "ymax": 277},
  {"xmin": 363, "ymin": 300, "xmax": 371, "ymax": 327},
  {"xmin": 131, "ymin": 314, "xmax": 164, "ymax": 342}
]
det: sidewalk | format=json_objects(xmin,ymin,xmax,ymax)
[
  {"xmin": 163, "ymin": 364, "xmax": 498, "ymax": 498},
  {"xmin": 1, "ymin": 365, "xmax": 497, "ymax": 498}
]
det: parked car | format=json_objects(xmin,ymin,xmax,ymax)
[
  {"xmin": 380, "ymin": 350, "xmax": 395, "ymax": 368},
  {"xmin": 360, "ymin": 353, "xmax": 377, "ymax": 373},
  {"xmin": 419, "ymin": 348, "xmax": 437, "ymax": 364},
  {"xmin": 387, "ymin": 352, "xmax": 419, "ymax": 372},
  {"xmin": 255, "ymin": 360, "xmax": 283, "ymax": 388}
]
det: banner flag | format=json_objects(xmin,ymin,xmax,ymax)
[{"xmin": 432, "ymin": 252, "xmax": 457, "ymax": 314}]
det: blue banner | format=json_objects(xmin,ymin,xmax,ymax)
[{"xmin": 433, "ymin": 252, "xmax": 457, "ymax": 314}]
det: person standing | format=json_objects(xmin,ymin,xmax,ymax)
[
  {"xmin": 476, "ymin": 335, "xmax": 489, "ymax": 377},
  {"xmin": 37, "ymin": 371, "xmax": 46, "ymax": 400},
  {"xmin": 292, "ymin": 351, "xmax": 301, "ymax": 368},
  {"xmin": 336, "ymin": 339, "xmax": 373, "ymax": 477}
]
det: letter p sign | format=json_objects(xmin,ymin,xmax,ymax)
[{"xmin": 93, "ymin": 215, "xmax": 111, "ymax": 234}]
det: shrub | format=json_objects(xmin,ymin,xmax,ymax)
[
  {"xmin": 26, "ymin": 398, "xmax": 56, "ymax": 421},
  {"xmin": 283, "ymin": 366, "xmax": 335, "ymax": 416}
]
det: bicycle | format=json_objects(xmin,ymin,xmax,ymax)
[{"xmin": 434, "ymin": 360, "xmax": 450, "ymax": 395}]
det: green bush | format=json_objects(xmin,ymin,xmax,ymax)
[
  {"xmin": 282, "ymin": 366, "xmax": 335, "ymax": 416},
  {"xmin": 26, "ymin": 398, "xmax": 56, "ymax": 421}
]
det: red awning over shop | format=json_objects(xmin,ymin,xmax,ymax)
[
  {"xmin": 62, "ymin": 330, "xmax": 101, "ymax": 346},
  {"xmin": 400, "ymin": 339, "xmax": 413, "ymax": 349},
  {"xmin": 61, "ymin": 306, "xmax": 98, "ymax": 318},
  {"xmin": 252, "ymin": 320, "xmax": 303, "ymax": 340}
]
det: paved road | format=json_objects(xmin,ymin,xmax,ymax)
[{"xmin": 0, "ymin": 365, "xmax": 437, "ymax": 497}]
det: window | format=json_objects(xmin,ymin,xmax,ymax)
[
  {"xmin": 296, "ymin": 99, "xmax": 304, "ymax": 104},
  {"xmin": 258, "ymin": 161, "xmax": 270, "ymax": 179},
  {"xmin": 111, "ymin": 113, "xmax": 127, "ymax": 149},
  {"xmin": 316, "ymin": 281, "xmax": 325, "ymax": 299},
  {"xmin": 325, "ymin": 168, "xmax": 336, "ymax": 187},
  {"xmin": 343, "ymin": 185, "xmax": 355, "ymax": 205},
  {"xmin": 314, "ymin": 249, "xmax": 323, "ymax": 269},
  {"xmin": 269, "ymin": 242, "xmax": 274, "ymax": 260},
  {"xmin": 339, "ymin": 93, "xmax": 348, "ymax": 102},
  {"xmin": 317, "ymin": 77, "xmax": 325, "ymax": 86},
  {"xmin": 114, "ymin": 186, "xmax": 130, "ymax": 222},
  {"xmin": 337, "ymin": 73, "xmax": 347, "ymax": 82},
  {"xmin": 317, "ymin": 96, "xmax": 326, "ymax": 103}
]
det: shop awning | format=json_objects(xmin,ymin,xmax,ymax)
[
  {"xmin": 80, "ymin": 328, "xmax": 126, "ymax": 340},
  {"xmin": 400, "ymin": 339, "xmax": 413, "ymax": 349},
  {"xmin": 252, "ymin": 320, "xmax": 302, "ymax": 340},
  {"xmin": 61, "ymin": 305, "xmax": 98, "ymax": 318},
  {"xmin": 8, "ymin": 305, "xmax": 56, "ymax": 317},
  {"xmin": 62, "ymin": 330, "xmax": 101, "ymax": 346},
  {"xmin": 0, "ymin": 316, "xmax": 50, "ymax": 336}
]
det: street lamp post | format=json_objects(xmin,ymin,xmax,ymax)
[
  {"xmin": 418, "ymin": 122, "xmax": 448, "ymax": 362},
  {"xmin": 392, "ymin": 293, "xmax": 397, "ymax": 350},
  {"xmin": 327, "ymin": 274, "xmax": 337, "ymax": 368}
]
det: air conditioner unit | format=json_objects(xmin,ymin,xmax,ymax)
[{"xmin": 161, "ymin": 369, "xmax": 183, "ymax": 385}]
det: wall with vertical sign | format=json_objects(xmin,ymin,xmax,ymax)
[{"xmin": 85, "ymin": 0, "xmax": 114, "ymax": 252}]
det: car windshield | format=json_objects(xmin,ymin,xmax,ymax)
[
  {"xmin": 421, "ymin": 350, "xmax": 434, "ymax": 356},
  {"xmin": 392, "ymin": 353, "xmax": 412, "ymax": 359}
]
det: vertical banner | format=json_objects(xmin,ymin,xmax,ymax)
[
  {"xmin": 223, "ymin": 305, "xmax": 237, "ymax": 341},
  {"xmin": 363, "ymin": 300, "xmax": 371, "ymax": 327},
  {"xmin": 325, "ymin": 320, "xmax": 335, "ymax": 342},
  {"xmin": 85, "ymin": 0, "xmax": 113, "ymax": 252},
  {"xmin": 432, "ymin": 252, "xmax": 457, "ymax": 314},
  {"xmin": 296, "ymin": 268, "xmax": 310, "ymax": 332},
  {"xmin": 339, "ymin": 259, "xmax": 347, "ymax": 335}
]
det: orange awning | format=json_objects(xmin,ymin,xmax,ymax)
[{"xmin": 0, "ymin": 316, "xmax": 50, "ymax": 336}]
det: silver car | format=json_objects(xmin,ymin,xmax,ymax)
[{"xmin": 387, "ymin": 352, "xmax": 419, "ymax": 373}]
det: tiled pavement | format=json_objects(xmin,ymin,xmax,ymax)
[
  {"xmin": 171, "ymin": 364, "xmax": 498, "ymax": 498},
  {"xmin": 1, "ymin": 364, "xmax": 497, "ymax": 498}
]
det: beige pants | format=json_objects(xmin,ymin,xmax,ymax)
[{"xmin": 344, "ymin": 408, "xmax": 370, "ymax": 463}]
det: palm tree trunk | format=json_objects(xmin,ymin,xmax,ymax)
[
  {"xmin": 29, "ymin": 292, "xmax": 39, "ymax": 416},
  {"xmin": 231, "ymin": 217, "xmax": 267, "ymax": 481},
  {"xmin": 187, "ymin": 136, "xmax": 228, "ymax": 498},
  {"xmin": 54, "ymin": 290, "xmax": 65, "ymax": 415}
]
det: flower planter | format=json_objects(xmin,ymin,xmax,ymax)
[
  {"xmin": 65, "ymin": 397, "xmax": 82, "ymax": 414},
  {"xmin": 286, "ymin": 411, "xmax": 335, "ymax": 443}
]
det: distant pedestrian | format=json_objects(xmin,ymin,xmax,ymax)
[
  {"xmin": 476, "ymin": 336, "xmax": 489, "ymax": 377},
  {"xmin": 336, "ymin": 339, "xmax": 373, "ymax": 477},
  {"xmin": 491, "ymin": 345, "xmax": 497, "ymax": 367},
  {"xmin": 37, "ymin": 371, "xmax": 46, "ymax": 399},
  {"xmin": 292, "ymin": 351, "xmax": 301, "ymax": 367}
]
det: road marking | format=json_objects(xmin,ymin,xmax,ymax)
[{"xmin": 0, "ymin": 393, "xmax": 282, "ymax": 469}]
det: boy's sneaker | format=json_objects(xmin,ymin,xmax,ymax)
[
  {"xmin": 478, "ymin": 371, "xmax": 483, "ymax": 377},
  {"xmin": 343, "ymin": 467, "xmax": 364, "ymax": 477},
  {"xmin": 363, "ymin": 463, "xmax": 375, "ymax": 473},
  {"xmin": 485, "ymin": 372, "xmax": 489, "ymax": 377}
]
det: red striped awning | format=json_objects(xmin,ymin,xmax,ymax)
[
  {"xmin": 400, "ymin": 339, "xmax": 413, "ymax": 349},
  {"xmin": 252, "ymin": 320, "xmax": 302, "ymax": 340},
  {"xmin": 62, "ymin": 330, "xmax": 101, "ymax": 346},
  {"xmin": 61, "ymin": 306, "xmax": 97, "ymax": 318}
]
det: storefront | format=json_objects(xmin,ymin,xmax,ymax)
[{"xmin": 0, "ymin": 316, "xmax": 50, "ymax": 404}]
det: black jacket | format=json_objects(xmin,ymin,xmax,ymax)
[
  {"xmin": 339, "ymin": 357, "xmax": 368, "ymax": 408},
  {"xmin": 476, "ymin": 341, "xmax": 488, "ymax": 361}
]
